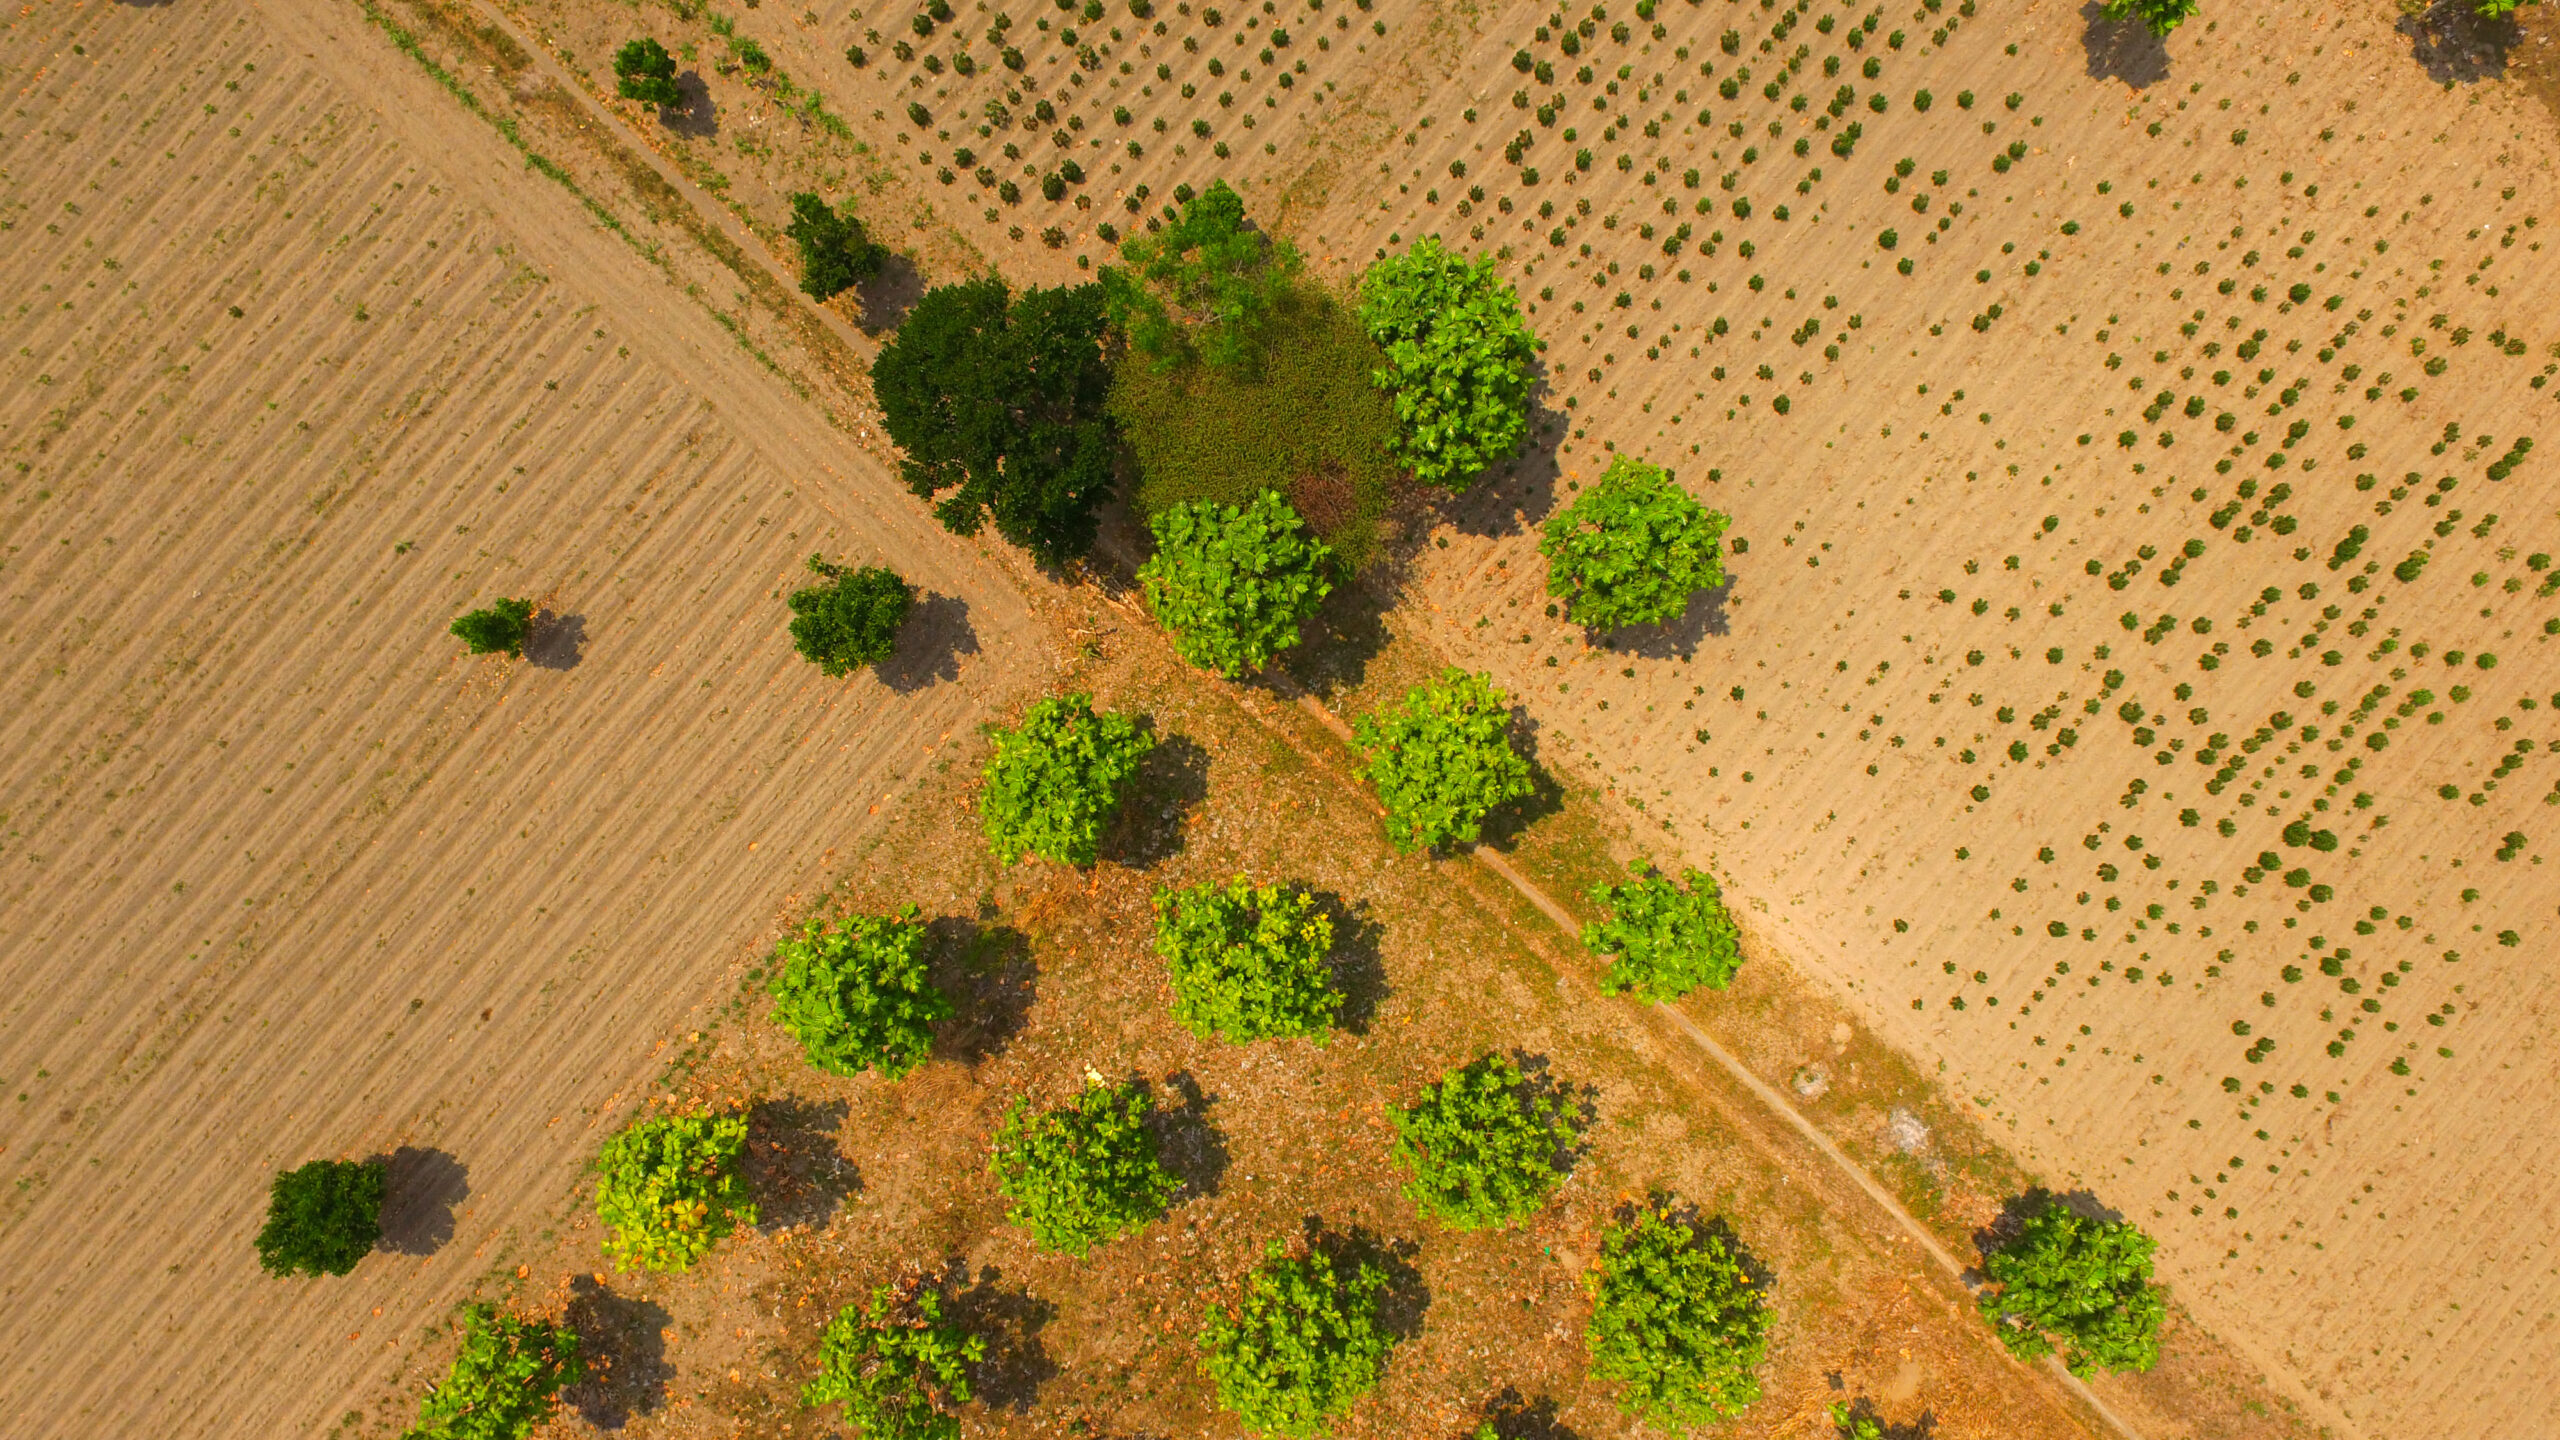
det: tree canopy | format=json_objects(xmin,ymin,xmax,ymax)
[
  {"xmin": 612, "ymin": 37, "xmax": 681, "ymax": 108},
  {"xmin": 801, "ymin": 1277, "xmax": 984, "ymax": 1440},
  {"xmin": 1357, "ymin": 238, "xmax": 1539, "ymax": 490},
  {"xmin": 1389, "ymin": 1052, "xmax": 1580, "ymax": 1231},
  {"xmin": 989, "ymin": 1078, "xmax": 1180, "ymax": 1255},
  {"xmin": 978, "ymin": 693, "xmax": 1154, "ymax": 866},
  {"xmin": 449, "ymin": 597, "xmax": 534, "ymax": 657},
  {"xmin": 404, "ymin": 1304, "xmax": 585, "ymax": 1440},
  {"xmin": 1582, "ymin": 861, "xmax": 1745, "ymax": 1002},
  {"xmin": 767, "ymin": 909, "xmax": 950, "ymax": 1079},
  {"xmin": 255, "ymin": 1157, "xmax": 386, "ymax": 1278},
  {"xmin": 1197, "ymin": 1240, "xmax": 1394, "ymax": 1438},
  {"xmin": 1138, "ymin": 491, "xmax": 1333, "ymax": 676},
  {"xmin": 1353, "ymin": 668, "xmax": 1533, "ymax": 853},
  {"xmin": 787, "ymin": 554, "xmax": 913, "ymax": 676},
  {"xmin": 1539, "ymin": 454, "xmax": 1729, "ymax": 631},
  {"xmin": 1102, "ymin": 179, "xmax": 1303, "ymax": 373},
  {"xmin": 786, "ymin": 193, "xmax": 889, "ymax": 303},
  {"xmin": 593, "ymin": 1111, "xmax": 757, "ymax": 1273},
  {"xmin": 1155, "ymin": 875, "xmax": 1342, "ymax": 1043},
  {"xmin": 2098, "ymin": 0, "xmax": 2197, "ymax": 36},
  {"xmin": 1585, "ymin": 1201, "xmax": 1772, "ymax": 1426},
  {"xmin": 1976, "ymin": 1196, "xmax": 2165, "ymax": 1376},
  {"xmin": 873, "ymin": 278, "xmax": 1117, "ymax": 565}
]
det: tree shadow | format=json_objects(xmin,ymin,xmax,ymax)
[
  {"xmin": 1469, "ymin": 1386, "xmax": 1587, "ymax": 1440},
  {"xmin": 942, "ymin": 1262, "xmax": 1059, "ymax": 1412},
  {"xmin": 2397, "ymin": 0, "xmax": 2516, "ymax": 84},
  {"xmin": 1301, "ymin": 1218, "xmax": 1429, "ymax": 1343},
  {"xmin": 1101, "ymin": 730, "xmax": 1209, "ymax": 869},
  {"xmin": 745, "ymin": 1096, "xmax": 856, "ymax": 1233},
  {"xmin": 1305, "ymin": 889, "xmax": 1387, "ymax": 1036},
  {"xmin": 1588, "ymin": 577, "xmax": 1730, "ymax": 661},
  {"xmin": 524, "ymin": 610, "xmax": 586, "ymax": 670},
  {"xmin": 926, "ymin": 917, "xmax": 1037, "ymax": 1065},
  {"xmin": 1510, "ymin": 1049, "xmax": 1599, "ymax": 1178},
  {"xmin": 1443, "ymin": 404, "xmax": 1570, "ymax": 540},
  {"xmin": 1474, "ymin": 715, "xmax": 1568, "ymax": 855},
  {"xmin": 564, "ymin": 1275, "xmax": 676, "ymax": 1429},
  {"xmin": 664, "ymin": 71, "xmax": 720, "ymax": 138},
  {"xmin": 854, "ymin": 251, "xmax": 930, "ymax": 335},
  {"xmin": 876, "ymin": 591, "xmax": 979, "ymax": 693},
  {"xmin": 2078, "ymin": 1, "xmax": 2171, "ymax": 88},
  {"xmin": 1274, "ymin": 569, "xmax": 1397, "ymax": 704},
  {"xmin": 1830, "ymin": 1397, "xmax": 1940, "ymax": 1440},
  {"xmin": 374, "ymin": 1146, "xmax": 468, "ymax": 1257},
  {"xmin": 1146, "ymin": 1070, "xmax": 1230, "ymax": 1201}
]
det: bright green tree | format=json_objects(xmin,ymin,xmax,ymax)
[
  {"xmin": 873, "ymin": 278, "xmax": 1118, "ymax": 564},
  {"xmin": 802, "ymin": 1278, "xmax": 985, "ymax": 1440},
  {"xmin": 787, "ymin": 193, "xmax": 890, "ymax": 303},
  {"xmin": 1356, "ymin": 238, "xmax": 1538, "ymax": 490},
  {"xmin": 1585, "ymin": 1201, "xmax": 1772, "ymax": 1426},
  {"xmin": 449, "ymin": 597, "xmax": 534, "ymax": 657},
  {"xmin": 405, "ymin": 1304, "xmax": 585, "ymax": 1440},
  {"xmin": 979, "ymin": 693, "xmax": 1153, "ymax": 865},
  {"xmin": 1154, "ymin": 875, "xmax": 1341, "ymax": 1043},
  {"xmin": 1198, "ymin": 1240, "xmax": 1394, "ymax": 1438},
  {"xmin": 593, "ymin": 1111, "xmax": 756, "ymax": 1273},
  {"xmin": 1389, "ymin": 1053, "xmax": 1579, "ymax": 1231},
  {"xmin": 989, "ymin": 1079, "xmax": 1179, "ymax": 1255},
  {"xmin": 612, "ymin": 37, "xmax": 682, "ymax": 108},
  {"xmin": 1976, "ymin": 1196, "xmax": 2166, "ymax": 1376},
  {"xmin": 1539, "ymin": 454, "xmax": 1729, "ymax": 630},
  {"xmin": 2475, "ymin": 0, "xmax": 2541, "ymax": 15},
  {"xmin": 1103, "ymin": 179, "xmax": 1304, "ymax": 373},
  {"xmin": 788, "ymin": 555, "xmax": 914, "ymax": 676},
  {"xmin": 1353, "ymin": 668, "xmax": 1533, "ymax": 853},
  {"xmin": 2098, "ymin": 0, "xmax": 2197, "ymax": 36},
  {"xmin": 1139, "ymin": 491, "xmax": 1333, "ymax": 676},
  {"xmin": 767, "ymin": 910, "xmax": 950, "ymax": 1079},
  {"xmin": 255, "ymin": 1157, "xmax": 386, "ymax": 1278},
  {"xmin": 1582, "ymin": 861, "xmax": 1744, "ymax": 1002}
]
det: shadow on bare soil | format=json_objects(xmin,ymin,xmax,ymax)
[
  {"xmin": 662, "ymin": 72, "xmax": 719, "ymax": 139},
  {"xmin": 1103, "ymin": 730, "xmax": 1210, "ymax": 869},
  {"xmin": 1588, "ymin": 577, "xmax": 1731, "ymax": 660},
  {"xmin": 374, "ymin": 1147, "xmax": 467, "ymax": 1257},
  {"xmin": 942, "ymin": 1262, "xmax": 1059, "ymax": 1412},
  {"xmin": 927, "ymin": 916, "xmax": 1038, "ymax": 1066},
  {"xmin": 1148, "ymin": 1069, "xmax": 1231, "ymax": 1200},
  {"xmin": 1306, "ymin": 889, "xmax": 1388, "ymax": 1036},
  {"xmin": 564, "ymin": 1276, "xmax": 676, "ymax": 1429},
  {"xmin": 877, "ymin": 591, "xmax": 979, "ymax": 693},
  {"xmin": 855, "ymin": 251, "xmax": 930, "ymax": 335},
  {"xmin": 525, "ymin": 610, "xmax": 586, "ymax": 670},
  {"xmin": 1470, "ymin": 1386, "xmax": 1588, "ymax": 1440},
  {"xmin": 746, "ymin": 1095, "xmax": 856, "ymax": 1234},
  {"xmin": 2079, "ymin": 1, "xmax": 2171, "ymax": 88},
  {"xmin": 2396, "ymin": 0, "xmax": 2517, "ymax": 84}
]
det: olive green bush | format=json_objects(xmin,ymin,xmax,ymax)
[
  {"xmin": 1138, "ymin": 491, "xmax": 1333, "ymax": 676},
  {"xmin": 1155, "ymin": 875, "xmax": 1341, "ymax": 1043},
  {"xmin": 1585, "ymin": 1201, "xmax": 1772, "ymax": 1425},
  {"xmin": 449, "ymin": 598, "xmax": 534, "ymax": 657},
  {"xmin": 787, "ymin": 555, "xmax": 913, "ymax": 676},
  {"xmin": 255, "ymin": 1157, "xmax": 386, "ymax": 1278},
  {"xmin": 404, "ymin": 1303, "xmax": 584, "ymax": 1440},
  {"xmin": 978, "ymin": 693, "xmax": 1153, "ymax": 866},
  {"xmin": 1540, "ymin": 454, "xmax": 1728, "ymax": 631},
  {"xmin": 1976, "ymin": 1195, "xmax": 2165, "ymax": 1375},
  {"xmin": 1198, "ymin": 1240, "xmax": 1393, "ymax": 1437},
  {"xmin": 592, "ymin": 1111, "xmax": 756, "ymax": 1273},
  {"xmin": 1353, "ymin": 668, "xmax": 1532, "ymax": 853},
  {"xmin": 786, "ymin": 193, "xmax": 889, "ymax": 303},
  {"xmin": 1389, "ymin": 1053, "xmax": 1579, "ymax": 1230},
  {"xmin": 767, "ymin": 909, "xmax": 949, "ymax": 1079},
  {"xmin": 611, "ymin": 37, "xmax": 681, "ymax": 108},
  {"xmin": 989, "ymin": 1079, "xmax": 1179, "ymax": 1255},
  {"xmin": 1581, "ymin": 861, "xmax": 1745, "ymax": 1002}
]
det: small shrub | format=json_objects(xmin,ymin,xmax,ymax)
[
  {"xmin": 1539, "ymin": 453, "xmax": 1729, "ymax": 630},
  {"xmin": 1198, "ymin": 1240, "xmax": 1393, "ymax": 1436},
  {"xmin": 787, "ymin": 193, "xmax": 889, "ymax": 302},
  {"xmin": 1390, "ymin": 1052, "xmax": 1580, "ymax": 1230},
  {"xmin": 449, "ymin": 597, "xmax": 534, "ymax": 657},
  {"xmin": 990, "ymin": 1079, "xmax": 1179, "ymax": 1254},
  {"xmin": 1139, "ymin": 491, "xmax": 1333, "ymax": 675},
  {"xmin": 1156, "ymin": 875, "xmax": 1341, "ymax": 1042},
  {"xmin": 255, "ymin": 1158, "xmax": 386, "ymax": 1278},
  {"xmin": 787, "ymin": 555, "xmax": 913, "ymax": 675},
  {"xmin": 802, "ymin": 1276, "xmax": 984, "ymax": 1440},
  {"xmin": 405, "ymin": 1303, "xmax": 584, "ymax": 1440},
  {"xmin": 767, "ymin": 910, "xmax": 950, "ymax": 1079},
  {"xmin": 1976, "ymin": 1194, "xmax": 2165, "ymax": 1375},
  {"xmin": 978, "ymin": 693, "xmax": 1153, "ymax": 866},
  {"xmin": 593, "ymin": 1111, "xmax": 756, "ymax": 1273},
  {"xmin": 1583, "ymin": 861, "xmax": 1743, "ymax": 1000},
  {"xmin": 1353, "ymin": 668, "xmax": 1533, "ymax": 852},
  {"xmin": 612, "ymin": 37, "xmax": 682, "ymax": 108},
  {"xmin": 1586, "ymin": 1201, "xmax": 1772, "ymax": 1424}
]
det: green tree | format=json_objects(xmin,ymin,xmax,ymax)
[
  {"xmin": 593, "ymin": 1111, "xmax": 757, "ymax": 1273},
  {"xmin": 872, "ymin": 278, "xmax": 1118, "ymax": 565},
  {"xmin": 1102, "ymin": 179, "xmax": 1304, "ymax": 373},
  {"xmin": 1539, "ymin": 454, "xmax": 1729, "ymax": 631},
  {"xmin": 787, "ymin": 193, "xmax": 890, "ymax": 303},
  {"xmin": 405, "ymin": 1304, "xmax": 585, "ymax": 1440},
  {"xmin": 1582, "ymin": 861, "xmax": 1744, "ymax": 1002},
  {"xmin": 788, "ymin": 555, "xmax": 914, "ymax": 676},
  {"xmin": 1585, "ymin": 1201, "xmax": 1772, "ymax": 1426},
  {"xmin": 1975, "ymin": 1195, "xmax": 2165, "ymax": 1376},
  {"xmin": 978, "ymin": 693, "xmax": 1153, "ymax": 865},
  {"xmin": 1353, "ymin": 668, "xmax": 1533, "ymax": 853},
  {"xmin": 802, "ymin": 1277, "xmax": 985, "ymax": 1440},
  {"xmin": 767, "ymin": 910, "xmax": 950, "ymax": 1079},
  {"xmin": 1198, "ymin": 1240, "xmax": 1393, "ymax": 1438},
  {"xmin": 989, "ymin": 1079, "xmax": 1179, "ymax": 1255},
  {"xmin": 2475, "ymin": 0, "xmax": 2541, "ymax": 14},
  {"xmin": 612, "ymin": 37, "xmax": 682, "ymax": 108},
  {"xmin": 1389, "ymin": 1053, "xmax": 1579, "ymax": 1231},
  {"xmin": 254, "ymin": 1157, "xmax": 386, "ymax": 1278},
  {"xmin": 1155, "ymin": 875, "xmax": 1341, "ymax": 1043},
  {"xmin": 449, "ymin": 597, "xmax": 534, "ymax": 657},
  {"xmin": 1356, "ymin": 238, "xmax": 1538, "ymax": 490},
  {"xmin": 2098, "ymin": 0, "xmax": 2197, "ymax": 36},
  {"xmin": 1139, "ymin": 491, "xmax": 1333, "ymax": 676}
]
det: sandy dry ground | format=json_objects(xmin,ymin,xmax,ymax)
[{"xmin": 0, "ymin": 3, "xmax": 1045, "ymax": 1437}]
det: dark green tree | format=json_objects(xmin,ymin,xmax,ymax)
[
  {"xmin": 872, "ymin": 278, "xmax": 1117, "ymax": 565},
  {"xmin": 989, "ymin": 1079, "xmax": 1180, "ymax": 1255},
  {"xmin": 2098, "ymin": 0, "xmax": 2197, "ymax": 36},
  {"xmin": 593, "ymin": 1111, "xmax": 756, "ymax": 1273},
  {"xmin": 1353, "ymin": 668, "xmax": 1533, "ymax": 853},
  {"xmin": 1585, "ymin": 1201, "xmax": 1772, "ymax": 1426},
  {"xmin": 767, "ymin": 909, "xmax": 950, "ymax": 1079},
  {"xmin": 1198, "ymin": 1239, "xmax": 1394, "ymax": 1438},
  {"xmin": 786, "ymin": 193, "xmax": 889, "ymax": 303},
  {"xmin": 449, "ymin": 597, "xmax": 534, "ymax": 657},
  {"xmin": 612, "ymin": 37, "xmax": 682, "ymax": 108},
  {"xmin": 1389, "ymin": 1053, "xmax": 1579, "ymax": 1231},
  {"xmin": 802, "ymin": 1276, "xmax": 984, "ymax": 1440},
  {"xmin": 1540, "ymin": 454, "xmax": 1729, "ymax": 631},
  {"xmin": 1976, "ymin": 1195, "xmax": 2165, "ymax": 1376},
  {"xmin": 1154, "ymin": 875, "xmax": 1341, "ymax": 1043},
  {"xmin": 1138, "ymin": 491, "xmax": 1333, "ymax": 676},
  {"xmin": 255, "ymin": 1157, "xmax": 386, "ymax": 1278},
  {"xmin": 1102, "ymin": 179, "xmax": 1304, "ymax": 373},
  {"xmin": 787, "ymin": 555, "xmax": 914, "ymax": 676},
  {"xmin": 1582, "ymin": 861, "xmax": 1744, "ymax": 1002},
  {"xmin": 978, "ymin": 693, "xmax": 1153, "ymax": 865},
  {"xmin": 1356, "ymin": 238, "xmax": 1538, "ymax": 490},
  {"xmin": 404, "ymin": 1304, "xmax": 585, "ymax": 1440}
]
